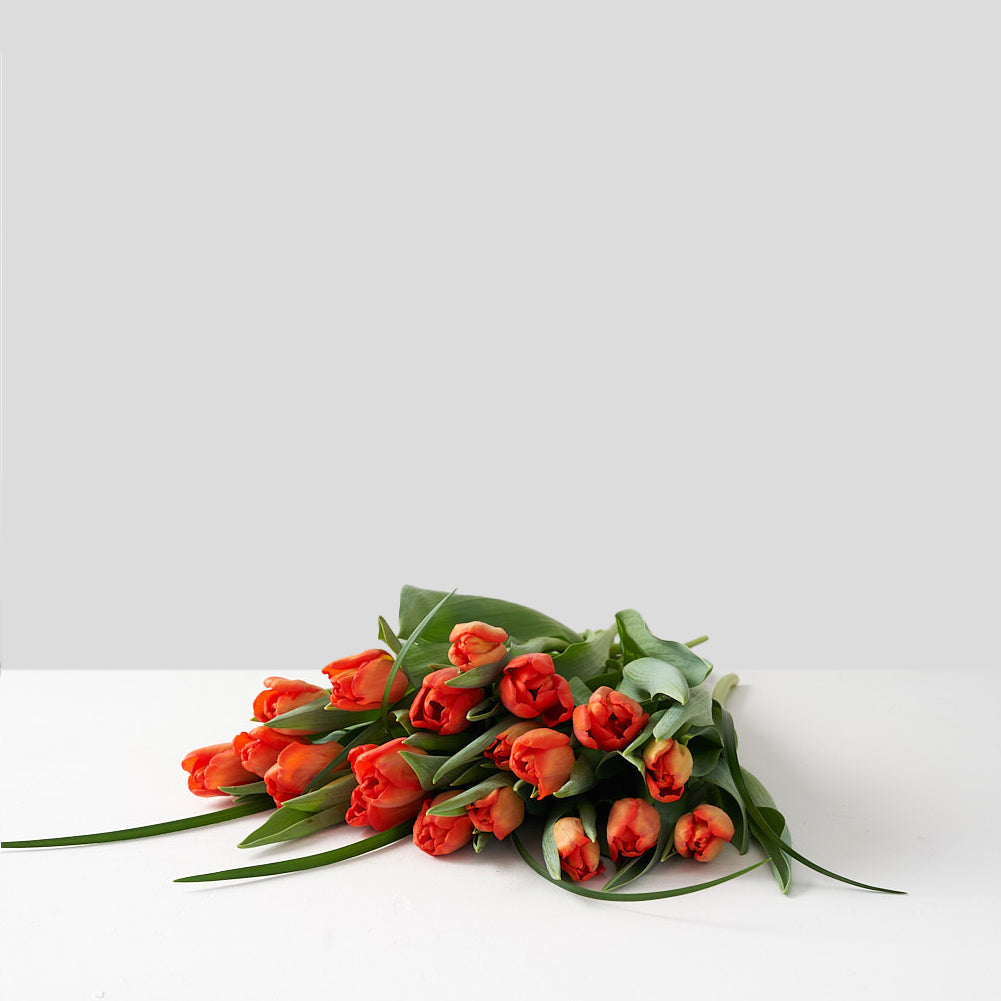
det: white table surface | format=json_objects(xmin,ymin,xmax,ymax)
[{"xmin": 2, "ymin": 667, "xmax": 999, "ymax": 1001}]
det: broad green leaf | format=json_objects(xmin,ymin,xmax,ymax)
[
  {"xmin": 715, "ymin": 705, "xmax": 905, "ymax": 894},
  {"xmin": 567, "ymin": 676, "xmax": 592, "ymax": 706},
  {"xmin": 2, "ymin": 797, "xmax": 274, "ymax": 848},
  {"xmin": 175, "ymin": 822, "xmax": 412, "ymax": 882},
  {"xmin": 702, "ymin": 757, "xmax": 750, "ymax": 854},
  {"xmin": 398, "ymin": 752, "xmax": 452, "ymax": 791},
  {"xmin": 426, "ymin": 773, "xmax": 515, "ymax": 816},
  {"xmin": 431, "ymin": 715, "xmax": 521, "ymax": 785},
  {"xmin": 508, "ymin": 637, "xmax": 571, "ymax": 658},
  {"xmin": 446, "ymin": 659, "xmax": 505, "ymax": 689},
  {"xmin": 615, "ymin": 610, "xmax": 712, "ymax": 687},
  {"xmin": 378, "ymin": 616, "xmax": 403, "ymax": 654},
  {"xmin": 618, "ymin": 657, "xmax": 689, "ymax": 704},
  {"xmin": 399, "ymin": 586, "xmax": 582, "ymax": 644},
  {"xmin": 238, "ymin": 804, "xmax": 348, "ymax": 848},
  {"xmin": 652, "ymin": 685, "xmax": 714, "ymax": 740},
  {"xmin": 578, "ymin": 800, "xmax": 598, "ymax": 843},
  {"xmin": 553, "ymin": 754, "xmax": 597, "ymax": 799},
  {"xmin": 512, "ymin": 832, "xmax": 767, "ymax": 901},
  {"xmin": 552, "ymin": 626, "xmax": 617, "ymax": 682},
  {"xmin": 279, "ymin": 772, "xmax": 357, "ymax": 814},
  {"xmin": 265, "ymin": 694, "xmax": 374, "ymax": 734}
]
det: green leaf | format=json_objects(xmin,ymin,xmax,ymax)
[
  {"xmin": 279, "ymin": 772, "xmax": 357, "ymax": 814},
  {"xmin": 567, "ymin": 676, "xmax": 592, "ymax": 706},
  {"xmin": 541, "ymin": 801, "xmax": 577, "ymax": 880},
  {"xmin": 615, "ymin": 610, "xmax": 713, "ymax": 687},
  {"xmin": 378, "ymin": 616, "xmax": 403, "ymax": 654},
  {"xmin": 512, "ymin": 832, "xmax": 768, "ymax": 901},
  {"xmin": 426, "ymin": 773, "xmax": 515, "ymax": 816},
  {"xmin": 618, "ymin": 657, "xmax": 689, "ymax": 704},
  {"xmin": 652, "ymin": 685, "xmax": 714, "ymax": 740},
  {"xmin": 701, "ymin": 757, "xmax": 750, "ymax": 854},
  {"xmin": 383, "ymin": 590, "xmax": 456, "ymax": 726},
  {"xmin": 714, "ymin": 705, "xmax": 905, "ymax": 894},
  {"xmin": 217, "ymin": 781, "xmax": 268, "ymax": 796},
  {"xmin": 398, "ymin": 752, "xmax": 453, "ymax": 791},
  {"xmin": 265, "ymin": 699, "xmax": 381, "ymax": 736},
  {"xmin": 553, "ymin": 754, "xmax": 597, "ymax": 799},
  {"xmin": 445, "ymin": 659, "xmax": 506, "ymax": 689},
  {"xmin": 431, "ymin": 715, "xmax": 522, "ymax": 785},
  {"xmin": 238, "ymin": 804, "xmax": 348, "ymax": 848},
  {"xmin": 175, "ymin": 822, "xmax": 412, "ymax": 882},
  {"xmin": 399, "ymin": 586, "xmax": 582, "ymax": 644},
  {"xmin": 552, "ymin": 626, "xmax": 618, "ymax": 682},
  {"xmin": 578, "ymin": 800, "xmax": 598, "ymax": 843},
  {"xmin": 2, "ymin": 797, "xmax": 274, "ymax": 848},
  {"xmin": 402, "ymin": 732, "xmax": 468, "ymax": 753}
]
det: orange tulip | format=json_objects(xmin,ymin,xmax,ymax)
[
  {"xmin": 606, "ymin": 797, "xmax": 661, "ymax": 862},
  {"xmin": 642, "ymin": 738, "xmax": 694, "ymax": 803},
  {"xmin": 467, "ymin": 786, "xmax": 525, "ymax": 841},
  {"xmin": 182, "ymin": 743, "xmax": 258, "ymax": 797},
  {"xmin": 413, "ymin": 793, "xmax": 475, "ymax": 856},
  {"xmin": 483, "ymin": 721, "xmax": 536, "ymax": 770},
  {"xmin": 572, "ymin": 686, "xmax": 649, "ymax": 751},
  {"xmin": 232, "ymin": 727, "xmax": 302, "ymax": 777},
  {"xmin": 322, "ymin": 649, "xmax": 407, "ymax": 711},
  {"xmin": 408, "ymin": 667, "xmax": 484, "ymax": 735},
  {"xmin": 252, "ymin": 677, "xmax": 325, "ymax": 735},
  {"xmin": 447, "ymin": 621, "xmax": 508, "ymax": 670},
  {"xmin": 345, "ymin": 738, "xmax": 428, "ymax": 831},
  {"xmin": 263, "ymin": 740, "xmax": 347, "ymax": 807},
  {"xmin": 674, "ymin": 804, "xmax": 735, "ymax": 862},
  {"xmin": 498, "ymin": 653, "xmax": 574, "ymax": 726},
  {"xmin": 508, "ymin": 728, "xmax": 575, "ymax": 799},
  {"xmin": 553, "ymin": 817, "xmax": 604, "ymax": 882}
]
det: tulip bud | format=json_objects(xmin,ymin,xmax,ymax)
[
  {"xmin": 408, "ymin": 667, "xmax": 484, "ymax": 735},
  {"xmin": 182, "ymin": 743, "xmax": 259, "ymax": 798},
  {"xmin": 674, "ymin": 804, "xmax": 735, "ymax": 862},
  {"xmin": 467, "ymin": 786, "xmax": 525, "ymax": 841},
  {"xmin": 553, "ymin": 817, "xmax": 604, "ymax": 882},
  {"xmin": 572, "ymin": 686, "xmax": 649, "ymax": 751},
  {"xmin": 642, "ymin": 737, "xmax": 694, "ymax": 803},
  {"xmin": 263, "ymin": 740, "xmax": 347, "ymax": 807},
  {"xmin": 252, "ymin": 677, "xmax": 326, "ymax": 735},
  {"xmin": 323, "ymin": 649, "xmax": 406, "ymax": 711},
  {"xmin": 499, "ymin": 654, "xmax": 574, "ymax": 726},
  {"xmin": 447, "ymin": 621, "xmax": 509, "ymax": 670},
  {"xmin": 606, "ymin": 798, "xmax": 661, "ymax": 862},
  {"xmin": 413, "ymin": 793, "xmax": 475, "ymax": 856},
  {"xmin": 508, "ymin": 728, "xmax": 575, "ymax": 799}
]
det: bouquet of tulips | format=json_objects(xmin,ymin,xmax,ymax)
[{"xmin": 3, "ymin": 587, "xmax": 902, "ymax": 900}]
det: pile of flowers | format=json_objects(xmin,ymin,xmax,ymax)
[{"xmin": 3, "ymin": 587, "xmax": 901, "ymax": 899}]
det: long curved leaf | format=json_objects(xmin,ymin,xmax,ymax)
[
  {"xmin": 174, "ymin": 822, "xmax": 411, "ymax": 882},
  {"xmin": 512, "ymin": 832, "xmax": 767, "ymax": 901},
  {"xmin": 715, "ymin": 705, "xmax": 905, "ymax": 894},
  {"xmin": 2, "ymin": 797, "xmax": 274, "ymax": 848}
]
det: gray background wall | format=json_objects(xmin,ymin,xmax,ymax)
[{"xmin": 3, "ymin": 2, "xmax": 997, "ymax": 673}]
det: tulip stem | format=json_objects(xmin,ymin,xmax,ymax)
[{"xmin": 685, "ymin": 635, "xmax": 709, "ymax": 649}]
